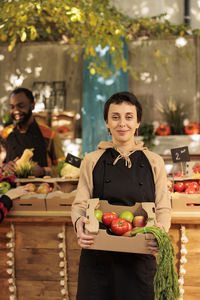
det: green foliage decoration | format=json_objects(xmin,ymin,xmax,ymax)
[
  {"xmin": 139, "ymin": 123, "xmax": 156, "ymax": 149},
  {"xmin": 0, "ymin": 1, "xmax": 200, "ymax": 77}
]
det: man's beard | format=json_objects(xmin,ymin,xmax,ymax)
[{"xmin": 12, "ymin": 108, "xmax": 32, "ymax": 127}]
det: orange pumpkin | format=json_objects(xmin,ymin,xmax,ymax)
[
  {"xmin": 184, "ymin": 122, "xmax": 199, "ymax": 135},
  {"xmin": 156, "ymin": 124, "xmax": 171, "ymax": 136}
]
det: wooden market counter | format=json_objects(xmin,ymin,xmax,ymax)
[
  {"xmin": 0, "ymin": 215, "xmax": 81, "ymax": 300},
  {"xmin": 170, "ymin": 216, "xmax": 200, "ymax": 300},
  {"xmin": 0, "ymin": 214, "xmax": 200, "ymax": 300}
]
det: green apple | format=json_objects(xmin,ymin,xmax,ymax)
[
  {"xmin": 0, "ymin": 181, "xmax": 11, "ymax": 194},
  {"xmin": 94, "ymin": 209, "xmax": 103, "ymax": 222},
  {"xmin": 119, "ymin": 210, "xmax": 134, "ymax": 223}
]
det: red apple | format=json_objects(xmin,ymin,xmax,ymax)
[{"xmin": 133, "ymin": 216, "xmax": 147, "ymax": 227}]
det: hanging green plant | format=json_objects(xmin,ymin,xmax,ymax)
[{"xmin": 0, "ymin": 1, "xmax": 200, "ymax": 77}]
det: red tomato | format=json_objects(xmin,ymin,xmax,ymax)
[
  {"xmin": 173, "ymin": 171, "xmax": 183, "ymax": 177},
  {"xmin": 193, "ymin": 167, "xmax": 200, "ymax": 174},
  {"xmin": 185, "ymin": 187, "xmax": 196, "ymax": 194},
  {"xmin": 111, "ymin": 218, "xmax": 129, "ymax": 235},
  {"xmin": 102, "ymin": 212, "xmax": 118, "ymax": 227},
  {"xmin": 184, "ymin": 181, "xmax": 198, "ymax": 190},
  {"xmin": 174, "ymin": 182, "xmax": 185, "ymax": 193},
  {"xmin": 190, "ymin": 182, "xmax": 198, "ymax": 190},
  {"xmin": 194, "ymin": 164, "xmax": 200, "ymax": 174},
  {"xmin": 184, "ymin": 181, "xmax": 193, "ymax": 189}
]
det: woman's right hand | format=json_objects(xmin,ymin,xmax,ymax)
[{"xmin": 76, "ymin": 216, "xmax": 94, "ymax": 248}]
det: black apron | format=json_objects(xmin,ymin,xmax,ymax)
[
  {"xmin": 5, "ymin": 120, "xmax": 47, "ymax": 167},
  {"xmin": 77, "ymin": 149, "xmax": 157, "ymax": 300}
]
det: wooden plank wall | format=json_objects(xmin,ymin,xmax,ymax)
[
  {"xmin": 0, "ymin": 221, "xmax": 81, "ymax": 300},
  {"xmin": 170, "ymin": 224, "xmax": 200, "ymax": 300}
]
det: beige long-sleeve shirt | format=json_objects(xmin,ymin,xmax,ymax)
[{"xmin": 71, "ymin": 141, "xmax": 171, "ymax": 232}]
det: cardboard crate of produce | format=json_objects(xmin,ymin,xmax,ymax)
[
  {"xmin": 53, "ymin": 179, "xmax": 78, "ymax": 193},
  {"xmin": 8, "ymin": 193, "xmax": 46, "ymax": 214},
  {"xmin": 171, "ymin": 193, "xmax": 200, "ymax": 213},
  {"xmin": 46, "ymin": 189, "xmax": 77, "ymax": 212},
  {"xmin": 85, "ymin": 199, "xmax": 155, "ymax": 254},
  {"xmin": 15, "ymin": 177, "xmax": 78, "ymax": 193}
]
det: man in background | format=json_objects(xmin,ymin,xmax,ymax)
[{"xmin": 1, "ymin": 87, "xmax": 65, "ymax": 177}]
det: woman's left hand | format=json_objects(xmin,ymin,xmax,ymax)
[
  {"xmin": 147, "ymin": 238, "xmax": 159, "ymax": 254},
  {"xmin": 147, "ymin": 222, "xmax": 164, "ymax": 254}
]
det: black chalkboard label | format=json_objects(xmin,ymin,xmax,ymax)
[
  {"xmin": 171, "ymin": 146, "xmax": 190, "ymax": 163},
  {"xmin": 65, "ymin": 153, "xmax": 81, "ymax": 168}
]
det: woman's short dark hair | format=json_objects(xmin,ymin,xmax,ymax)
[
  {"xmin": 9, "ymin": 88, "xmax": 34, "ymax": 103},
  {"xmin": 103, "ymin": 91, "xmax": 142, "ymax": 123}
]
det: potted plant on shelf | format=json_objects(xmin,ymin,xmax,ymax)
[{"xmin": 156, "ymin": 98, "xmax": 188, "ymax": 135}]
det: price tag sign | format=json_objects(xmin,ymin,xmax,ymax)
[
  {"xmin": 170, "ymin": 146, "xmax": 190, "ymax": 163},
  {"xmin": 65, "ymin": 153, "xmax": 81, "ymax": 168}
]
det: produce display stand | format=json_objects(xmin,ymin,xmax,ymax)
[
  {"xmin": 8, "ymin": 177, "xmax": 78, "ymax": 217},
  {"xmin": 170, "ymin": 172, "xmax": 200, "ymax": 220},
  {"xmin": 169, "ymin": 167, "xmax": 200, "ymax": 299},
  {"xmin": 0, "ymin": 205, "xmax": 200, "ymax": 299},
  {"xmin": 1, "ymin": 168, "xmax": 200, "ymax": 300}
]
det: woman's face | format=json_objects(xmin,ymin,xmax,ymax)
[{"xmin": 106, "ymin": 101, "xmax": 140, "ymax": 145}]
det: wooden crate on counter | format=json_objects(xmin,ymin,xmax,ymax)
[
  {"xmin": 46, "ymin": 189, "xmax": 76, "ymax": 213},
  {"xmin": 8, "ymin": 194, "xmax": 46, "ymax": 214},
  {"xmin": 8, "ymin": 178, "xmax": 78, "ymax": 216},
  {"xmin": 51, "ymin": 110, "xmax": 76, "ymax": 139},
  {"xmin": 171, "ymin": 193, "xmax": 200, "ymax": 219},
  {"xmin": 15, "ymin": 177, "xmax": 78, "ymax": 192}
]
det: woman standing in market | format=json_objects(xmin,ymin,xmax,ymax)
[{"xmin": 71, "ymin": 91, "xmax": 171, "ymax": 300}]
